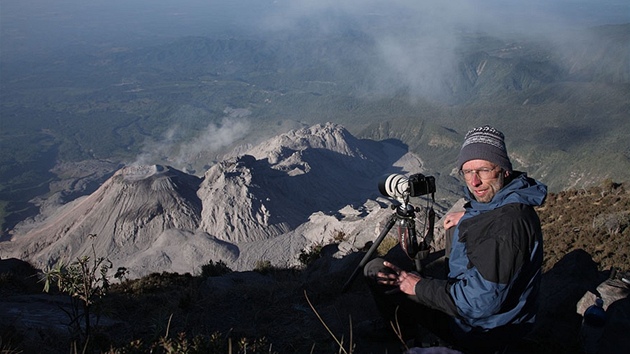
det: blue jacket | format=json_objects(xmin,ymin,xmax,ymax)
[{"xmin": 415, "ymin": 172, "xmax": 547, "ymax": 335}]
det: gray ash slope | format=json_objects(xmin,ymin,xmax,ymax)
[{"xmin": 4, "ymin": 123, "xmax": 444, "ymax": 278}]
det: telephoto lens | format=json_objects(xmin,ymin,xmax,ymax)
[{"xmin": 378, "ymin": 174, "xmax": 410, "ymax": 199}]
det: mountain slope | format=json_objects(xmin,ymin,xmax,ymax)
[
  {"xmin": 5, "ymin": 165, "xmax": 211, "ymax": 274},
  {"xmin": 5, "ymin": 123, "xmax": 437, "ymax": 278},
  {"xmin": 198, "ymin": 123, "xmax": 404, "ymax": 242}
]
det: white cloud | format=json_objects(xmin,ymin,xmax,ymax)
[{"xmin": 133, "ymin": 115, "xmax": 251, "ymax": 171}]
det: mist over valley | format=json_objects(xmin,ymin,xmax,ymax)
[{"xmin": 1, "ymin": 1, "xmax": 629, "ymax": 248}]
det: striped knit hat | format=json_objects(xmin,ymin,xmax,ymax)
[{"xmin": 457, "ymin": 125, "xmax": 513, "ymax": 172}]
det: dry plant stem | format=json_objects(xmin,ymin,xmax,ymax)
[
  {"xmin": 69, "ymin": 338, "xmax": 90, "ymax": 354},
  {"xmin": 304, "ymin": 290, "xmax": 352, "ymax": 354},
  {"xmin": 392, "ymin": 306, "xmax": 410, "ymax": 351},
  {"xmin": 349, "ymin": 316, "xmax": 353, "ymax": 353},
  {"xmin": 81, "ymin": 337, "xmax": 90, "ymax": 354},
  {"xmin": 165, "ymin": 313, "xmax": 174, "ymax": 338}
]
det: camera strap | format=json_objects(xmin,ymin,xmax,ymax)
[{"xmin": 424, "ymin": 206, "xmax": 435, "ymax": 247}]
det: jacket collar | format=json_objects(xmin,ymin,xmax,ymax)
[{"xmin": 464, "ymin": 171, "xmax": 547, "ymax": 212}]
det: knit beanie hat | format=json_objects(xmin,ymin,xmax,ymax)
[{"xmin": 457, "ymin": 125, "xmax": 513, "ymax": 172}]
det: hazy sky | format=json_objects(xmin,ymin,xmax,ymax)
[
  {"xmin": 1, "ymin": 0, "xmax": 628, "ymax": 60},
  {"xmin": 1, "ymin": 0, "xmax": 626, "ymax": 107}
]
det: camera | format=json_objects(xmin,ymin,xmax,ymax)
[
  {"xmin": 408, "ymin": 173, "xmax": 436, "ymax": 197},
  {"xmin": 378, "ymin": 173, "xmax": 436, "ymax": 200}
]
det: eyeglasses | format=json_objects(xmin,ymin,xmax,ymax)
[{"xmin": 458, "ymin": 166, "xmax": 500, "ymax": 181}]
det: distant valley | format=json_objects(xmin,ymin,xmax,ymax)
[{"xmin": 0, "ymin": 23, "xmax": 629, "ymax": 234}]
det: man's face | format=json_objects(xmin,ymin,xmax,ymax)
[{"xmin": 461, "ymin": 159, "xmax": 506, "ymax": 203}]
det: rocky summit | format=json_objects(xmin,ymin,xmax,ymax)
[{"xmin": 3, "ymin": 123, "xmax": 436, "ymax": 278}]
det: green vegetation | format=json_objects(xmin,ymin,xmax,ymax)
[
  {"xmin": 201, "ymin": 260, "xmax": 233, "ymax": 278},
  {"xmin": 298, "ymin": 243, "xmax": 325, "ymax": 267},
  {"xmin": 42, "ymin": 235, "xmax": 113, "ymax": 347},
  {"xmin": 253, "ymin": 260, "xmax": 274, "ymax": 273},
  {"xmin": 299, "ymin": 229, "xmax": 350, "ymax": 267}
]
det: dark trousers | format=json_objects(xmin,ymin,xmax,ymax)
[{"xmin": 363, "ymin": 243, "xmax": 454, "ymax": 343}]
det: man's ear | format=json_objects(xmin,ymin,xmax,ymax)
[{"xmin": 504, "ymin": 170, "xmax": 511, "ymax": 178}]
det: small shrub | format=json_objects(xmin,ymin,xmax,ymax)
[
  {"xmin": 201, "ymin": 260, "xmax": 232, "ymax": 278},
  {"xmin": 124, "ymin": 272, "xmax": 196, "ymax": 294},
  {"xmin": 254, "ymin": 260, "xmax": 274, "ymax": 274},
  {"xmin": 599, "ymin": 179, "xmax": 624, "ymax": 196},
  {"xmin": 298, "ymin": 243, "xmax": 324, "ymax": 267},
  {"xmin": 332, "ymin": 229, "xmax": 347, "ymax": 243},
  {"xmin": 114, "ymin": 267, "xmax": 129, "ymax": 283},
  {"xmin": 593, "ymin": 211, "xmax": 630, "ymax": 234},
  {"xmin": 0, "ymin": 258, "xmax": 42, "ymax": 295},
  {"xmin": 41, "ymin": 235, "xmax": 112, "ymax": 345},
  {"xmin": 377, "ymin": 235, "xmax": 399, "ymax": 256},
  {"xmin": 106, "ymin": 331, "xmax": 278, "ymax": 354}
]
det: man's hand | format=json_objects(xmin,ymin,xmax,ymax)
[
  {"xmin": 443, "ymin": 211, "xmax": 465, "ymax": 230},
  {"xmin": 377, "ymin": 261, "xmax": 421, "ymax": 296}
]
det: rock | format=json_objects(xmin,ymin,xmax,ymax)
[{"xmin": 4, "ymin": 123, "xmax": 443, "ymax": 279}]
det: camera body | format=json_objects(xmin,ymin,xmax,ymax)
[
  {"xmin": 408, "ymin": 173, "xmax": 436, "ymax": 197},
  {"xmin": 379, "ymin": 173, "xmax": 436, "ymax": 200}
]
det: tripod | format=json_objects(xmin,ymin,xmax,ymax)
[{"xmin": 342, "ymin": 200, "xmax": 435, "ymax": 293}]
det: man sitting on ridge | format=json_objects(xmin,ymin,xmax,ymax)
[{"xmin": 363, "ymin": 125, "xmax": 548, "ymax": 353}]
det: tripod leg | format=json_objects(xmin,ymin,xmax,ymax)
[{"xmin": 342, "ymin": 214, "xmax": 397, "ymax": 293}]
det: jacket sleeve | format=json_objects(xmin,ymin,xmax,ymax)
[
  {"xmin": 448, "ymin": 264, "xmax": 509, "ymax": 322},
  {"xmin": 414, "ymin": 277, "xmax": 460, "ymax": 317}
]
